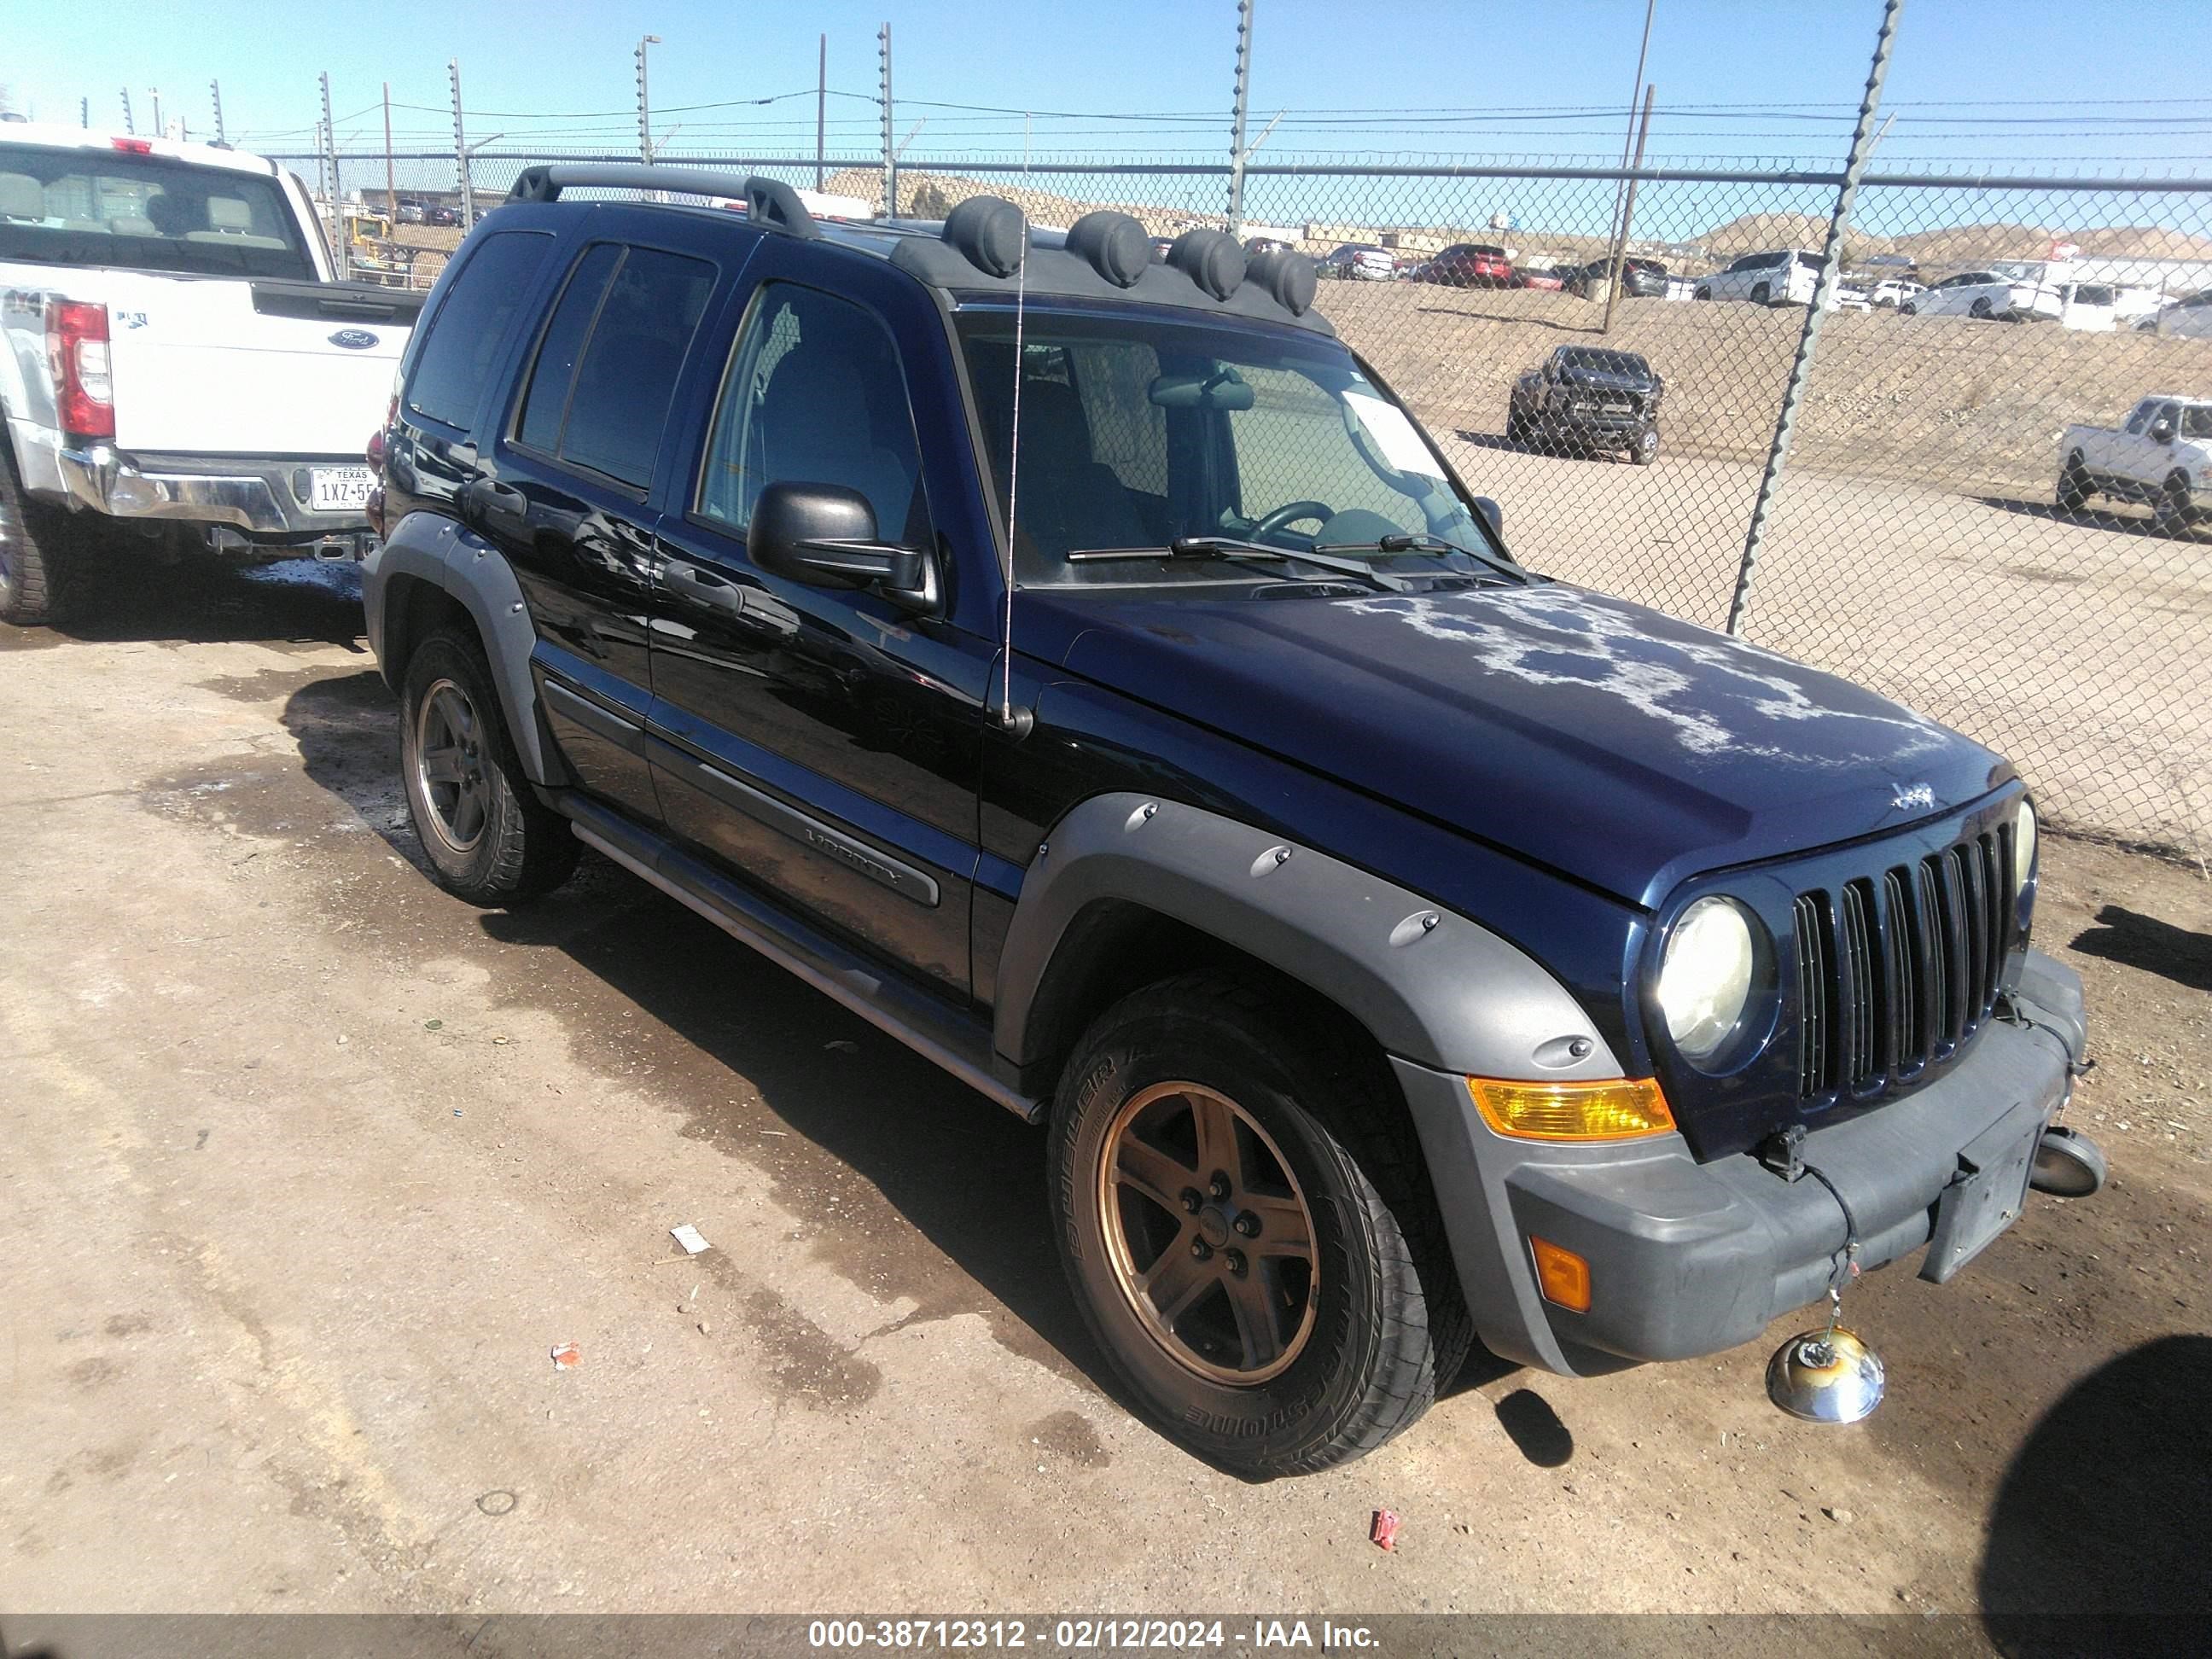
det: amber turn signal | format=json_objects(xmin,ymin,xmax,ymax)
[
  {"xmin": 1530, "ymin": 1237, "xmax": 1592, "ymax": 1312},
  {"xmin": 1467, "ymin": 1075, "xmax": 1674, "ymax": 1141}
]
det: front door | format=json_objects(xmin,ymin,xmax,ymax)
[{"xmin": 645, "ymin": 254, "xmax": 992, "ymax": 997}]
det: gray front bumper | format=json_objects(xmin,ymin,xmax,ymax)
[
  {"xmin": 55, "ymin": 445, "xmax": 375, "ymax": 540},
  {"xmin": 1396, "ymin": 948, "xmax": 2087, "ymax": 1377}
]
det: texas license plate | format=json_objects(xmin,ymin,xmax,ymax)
[{"xmin": 311, "ymin": 466, "xmax": 375, "ymax": 513}]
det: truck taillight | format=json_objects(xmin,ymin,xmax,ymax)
[{"xmin": 47, "ymin": 300, "xmax": 114, "ymax": 442}]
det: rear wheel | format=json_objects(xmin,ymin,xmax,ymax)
[
  {"xmin": 1505, "ymin": 406, "xmax": 1528, "ymax": 446},
  {"xmin": 1050, "ymin": 973, "xmax": 1471, "ymax": 1476},
  {"xmin": 1900, "ymin": 300, "xmax": 1918, "ymax": 316},
  {"xmin": 399, "ymin": 627, "xmax": 578, "ymax": 904},
  {"xmin": 1970, "ymin": 297, "xmax": 1994, "ymax": 319},
  {"xmin": 1695, "ymin": 286, "xmax": 1712, "ymax": 301},
  {"xmin": 1751, "ymin": 282, "xmax": 1772, "ymax": 306},
  {"xmin": 0, "ymin": 447, "xmax": 87, "ymax": 627},
  {"xmin": 1629, "ymin": 425, "xmax": 1660, "ymax": 466},
  {"xmin": 2055, "ymin": 454, "xmax": 2089, "ymax": 514},
  {"xmin": 2154, "ymin": 474, "xmax": 2194, "ymax": 536}
]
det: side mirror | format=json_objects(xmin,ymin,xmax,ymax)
[
  {"xmin": 748, "ymin": 480, "xmax": 924, "ymax": 593},
  {"xmin": 2151, "ymin": 420, "xmax": 2176, "ymax": 444},
  {"xmin": 1474, "ymin": 497, "xmax": 1504, "ymax": 538}
]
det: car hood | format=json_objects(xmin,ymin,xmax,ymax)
[{"xmin": 1037, "ymin": 580, "xmax": 2008, "ymax": 906}]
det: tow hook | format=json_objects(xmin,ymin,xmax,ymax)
[{"xmin": 2029, "ymin": 1124, "xmax": 2107, "ymax": 1198}]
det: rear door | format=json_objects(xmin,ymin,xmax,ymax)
[
  {"xmin": 644, "ymin": 245, "xmax": 994, "ymax": 997},
  {"xmin": 474, "ymin": 221, "xmax": 726, "ymax": 824}
]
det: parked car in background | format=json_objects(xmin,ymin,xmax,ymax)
[
  {"xmin": 428, "ymin": 203, "xmax": 460, "ymax": 227},
  {"xmin": 397, "ymin": 201, "xmax": 427, "ymax": 225},
  {"xmin": 1317, "ymin": 242, "xmax": 1395, "ymax": 281},
  {"xmin": 2136, "ymin": 290, "xmax": 2212, "ymax": 337},
  {"xmin": 1511, "ymin": 264, "xmax": 1565, "ymax": 291},
  {"xmin": 2057, "ymin": 394, "xmax": 2212, "ymax": 532},
  {"xmin": 1243, "ymin": 235, "xmax": 1295, "ymax": 259},
  {"xmin": 1410, "ymin": 242, "xmax": 1515, "ymax": 288},
  {"xmin": 2058, "ymin": 284, "xmax": 2119, "ymax": 333},
  {"xmin": 1565, "ymin": 256, "xmax": 1667, "ymax": 300},
  {"xmin": 1506, "ymin": 344, "xmax": 1664, "ymax": 464},
  {"xmin": 0, "ymin": 122, "xmax": 422, "ymax": 625},
  {"xmin": 1903, "ymin": 271, "xmax": 2063, "ymax": 322},
  {"xmin": 1695, "ymin": 248, "xmax": 1823, "ymax": 306},
  {"xmin": 1866, "ymin": 277, "xmax": 1927, "ymax": 309}
]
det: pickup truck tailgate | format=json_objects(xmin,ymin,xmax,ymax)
[{"xmin": 104, "ymin": 276, "xmax": 421, "ymax": 457}]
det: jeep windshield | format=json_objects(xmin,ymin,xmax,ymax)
[
  {"xmin": 957, "ymin": 306, "xmax": 1505, "ymax": 588},
  {"xmin": 0, "ymin": 145, "xmax": 317, "ymax": 282}
]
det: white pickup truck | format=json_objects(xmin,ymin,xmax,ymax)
[
  {"xmin": 2057, "ymin": 393, "xmax": 2212, "ymax": 533},
  {"xmin": 0, "ymin": 123, "xmax": 423, "ymax": 625}
]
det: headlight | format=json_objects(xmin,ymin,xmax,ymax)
[
  {"xmin": 1658, "ymin": 896, "xmax": 1757, "ymax": 1062},
  {"xmin": 2013, "ymin": 799, "xmax": 2037, "ymax": 896}
]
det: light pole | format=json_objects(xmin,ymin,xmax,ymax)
[
  {"xmin": 636, "ymin": 35, "xmax": 661, "ymax": 165},
  {"xmin": 459, "ymin": 131, "xmax": 505, "ymax": 230}
]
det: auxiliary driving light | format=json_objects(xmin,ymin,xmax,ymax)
[{"xmin": 1468, "ymin": 1076, "xmax": 1674, "ymax": 1141}]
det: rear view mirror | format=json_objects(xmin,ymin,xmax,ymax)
[
  {"xmin": 1148, "ymin": 370, "xmax": 1255, "ymax": 410},
  {"xmin": 2151, "ymin": 420, "xmax": 2176, "ymax": 444},
  {"xmin": 748, "ymin": 480, "xmax": 923, "ymax": 592}
]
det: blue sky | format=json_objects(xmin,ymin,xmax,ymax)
[{"xmin": 9, "ymin": 0, "xmax": 2212, "ymax": 174}]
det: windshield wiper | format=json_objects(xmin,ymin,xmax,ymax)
[
  {"xmin": 1313, "ymin": 531, "xmax": 1532, "ymax": 584},
  {"xmin": 1067, "ymin": 536, "xmax": 1406, "ymax": 591}
]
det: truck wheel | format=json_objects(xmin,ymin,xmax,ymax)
[
  {"xmin": 1630, "ymin": 426, "xmax": 1660, "ymax": 465},
  {"xmin": 1970, "ymin": 297, "xmax": 1994, "ymax": 319},
  {"xmin": 399, "ymin": 627, "xmax": 578, "ymax": 904},
  {"xmin": 1751, "ymin": 282, "xmax": 1771, "ymax": 306},
  {"xmin": 1505, "ymin": 408, "xmax": 1528, "ymax": 446},
  {"xmin": 0, "ymin": 448, "xmax": 84, "ymax": 627},
  {"xmin": 1050, "ymin": 973, "xmax": 1472, "ymax": 1476},
  {"xmin": 2055, "ymin": 456, "xmax": 2089, "ymax": 514},
  {"xmin": 2154, "ymin": 475, "xmax": 2194, "ymax": 536}
]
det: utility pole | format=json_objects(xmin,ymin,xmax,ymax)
[
  {"xmin": 319, "ymin": 72, "xmax": 340, "ymax": 271},
  {"xmin": 1728, "ymin": 0, "xmax": 1904, "ymax": 636},
  {"xmin": 382, "ymin": 82, "xmax": 398, "ymax": 216},
  {"xmin": 148, "ymin": 87, "xmax": 163, "ymax": 138},
  {"xmin": 878, "ymin": 23, "xmax": 895, "ymax": 215},
  {"xmin": 1600, "ymin": 84, "xmax": 1656, "ymax": 336},
  {"xmin": 1226, "ymin": 0, "xmax": 1255, "ymax": 230},
  {"xmin": 816, "ymin": 33, "xmax": 828, "ymax": 190},
  {"xmin": 209, "ymin": 80, "xmax": 225, "ymax": 145},
  {"xmin": 79, "ymin": 96, "xmax": 90, "ymax": 129},
  {"xmin": 119, "ymin": 87, "xmax": 135, "ymax": 135},
  {"xmin": 1601, "ymin": 0, "xmax": 1658, "ymax": 306},
  {"xmin": 450, "ymin": 59, "xmax": 472, "ymax": 230},
  {"xmin": 636, "ymin": 35, "xmax": 661, "ymax": 164}
]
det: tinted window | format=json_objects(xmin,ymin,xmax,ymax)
[
  {"xmin": 0, "ymin": 144, "xmax": 315, "ymax": 280},
  {"xmin": 2184, "ymin": 405, "xmax": 2212, "ymax": 438},
  {"xmin": 696, "ymin": 282, "xmax": 928, "ymax": 544},
  {"xmin": 406, "ymin": 230, "xmax": 556, "ymax": 429},
  {"xmin": 1557, "ymin": 348, "xmax": 1650, "ymax": 375},
  {"xmin": 516, "ymin": 243, "xmax": 622, "ymax": 454},
  {"xmin": 2125, "ymin": 402, "xmax": 2152, "ymax": 434},
  {"xmin": 512, "ymin": 245, "xmax": 714, "ymax": 490}
]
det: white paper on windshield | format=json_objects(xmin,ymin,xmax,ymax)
[{"xmin": 1343, "ymin": 391, "xmax": 1446, "ymax": 480}]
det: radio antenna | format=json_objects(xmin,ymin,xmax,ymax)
[{"xmin": 997, "ymin": 111, "xmax": 1031, "ymax": 732}]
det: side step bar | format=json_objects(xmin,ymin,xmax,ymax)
[{"xmin": 559, "ymin": 795, "xmax": 1043, "ymax": 1124}]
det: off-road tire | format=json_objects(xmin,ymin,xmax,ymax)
[
  {"xmin": 0, "ymin": 444, "xmax": 89, "ymax": 627},
  {"xmin": 1505, "ymin": 407, "xmax": 1528, "ymax": 446},
  {"xmin": 2055, "ymin": 455, "xmax": 2089, "ymax": 515},
  {"xmin": 1049, "ymin": 972, "xmax": 1473, "ymax": 1476},
  {"xmin": 2155, "ymin": 474, "xmax": 2194, "ymax": 537},
  {"xmin": 399, "ymin": 626, "xmax": 578, "ymax": 904}
]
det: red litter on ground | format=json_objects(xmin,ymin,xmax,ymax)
[
  {"xmin": 550, "ymin": 1342, "xmax": 580, "ymax": 1370},
  {"xmin": 1370, "ymin": 1509, "xmax": 1400, "ymax": 1551}
]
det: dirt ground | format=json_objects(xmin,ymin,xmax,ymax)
[{"xmin": 2, "ymin": 557, "xmax": 2207, "ymax": 1632}]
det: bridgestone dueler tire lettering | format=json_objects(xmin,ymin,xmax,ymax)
[
  {"xmin": 1049, "ymin": 972, "xmax": 1472, "ymax": 1476},
  {"xmin": 399, "ymin": 627, "xmax": 578, "ymax": 905}
]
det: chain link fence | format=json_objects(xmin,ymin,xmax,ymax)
[{"xmin": 288, "ymin": 145, "xmax": 2212, "ymax": 862}]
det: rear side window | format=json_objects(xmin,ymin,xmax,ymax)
[
  {"xmin": 405, "ymin": 230, "xmax": 555, "ymax": 429},
  {"xmin": 514, "ymin": 244, "xmax": 715, "ymax": 490}
]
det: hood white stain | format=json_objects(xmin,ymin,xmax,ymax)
[{"xmin": 1344, "ymin": 585, "xmax": 1952, "ymax": 767}]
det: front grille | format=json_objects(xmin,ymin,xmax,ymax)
[{"xmin": 1792, "ymin": 825, "xmax": 2015, "ymax": 1100}]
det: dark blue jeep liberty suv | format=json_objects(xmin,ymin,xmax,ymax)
[{"xmin": 362, "ymin": 167, "xmax": 2093, "ymax": 1476}]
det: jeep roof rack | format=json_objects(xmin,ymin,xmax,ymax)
[{"xmin": 505, "ymin": 164, "xmax": 819, "ymax": 240}]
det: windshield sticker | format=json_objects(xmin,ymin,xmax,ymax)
[
  {"xmin": 1343, "ymin": 586, "xmax": 1952, "ymax": 766},
  {"xmin": 1343, "ymin": 391, "xmax": 1446, "ymax": 480}
]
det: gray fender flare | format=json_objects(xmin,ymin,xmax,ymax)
[
  {"xmin": 992, "ymin": 793, "xmax": 1621, "ymax": 1081},
  {"xmin": 364, "ymin": 511, "xmax": 561, "ymax": 786}
]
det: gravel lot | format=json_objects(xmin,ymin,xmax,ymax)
[{"xmin": 3, "ymin": 557, "xmax": 2206, "ymax": 1633}]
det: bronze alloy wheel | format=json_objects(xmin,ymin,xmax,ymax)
[
  {"xmin": 1097, "ymin": 1080, "xmax": 1319, "ymax": 1385},
  {"xmin": 413, "ymin": 677, "xmax": 492, "ymax": 855}
]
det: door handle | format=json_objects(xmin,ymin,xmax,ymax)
[
  {"xmin": 463, "ymin": 478, "xmax": 527, "ymax": 528},
  {"xmin": 665, "ymin": 562, "xmax": 745, "ymax": 612}
]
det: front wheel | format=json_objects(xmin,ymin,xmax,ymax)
[
  {"xmin": 1050, "ymin": 974, "xmax": 1471, "ymax": 1476},
  {"xmin": 1505, "ymin": 407, "xmax": 1528, "ymax": 446},
  {"xmin": 1751, "ymin": 282, "xmax": 1772, "ymax": 306},
  {"xmin": 1695, "ymin": 286, "xmax": 1712, "ymax": 301},
  {"xmin": 1900, "ymin": 300, "xmax": 1918, "ymax": 316},
  {"xmin": 1629, "ymin": 426, "xmax": 1660, "ymax": 465},
  {"xmin": 399, "ymin": 627, "xmax": 578, "ymax": 904},
  {"xmin": 2154, "ymin": 476, "xmax": 2195, "ymax": 537},
  {"xmin": 2055, "ymin": 456, "xmax": 2089, "ymax": 514},
  {"xmin": 1970, "ymin": 297, "xmax": 1994, "ymax": 319}
]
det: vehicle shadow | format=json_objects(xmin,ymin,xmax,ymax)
[
  {"xmin": 1978, "ymin": 1332, "xmax": 2212, "ymax": 1638},
  {"xmin": 2069, "ymin": 904, "xmax": 2212, "ymax": 994},
  {"xmin": 3, "ymin": 550, "xmax": 368, "ymax": 652},
  {"xmin": 1416, "ymin": 304, "xmax": 1601, "ymax": 335},
  {"xmin": 1974, "ymin": 496, "xmax": 2198, "ymax": 540}
]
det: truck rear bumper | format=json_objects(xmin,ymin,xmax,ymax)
[
  {"xmin": 1396, "ymin": 949, "xmax": 2087, "ymax": 1377},
  {"xmin": 51, "ymin": 444, "xmax": 375, "ymax": 542}
]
